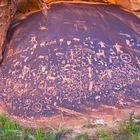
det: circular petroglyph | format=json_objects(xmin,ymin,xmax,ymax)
[
  {"xmin": 32, "ymin": 102, "xmax": 42, "ymax": 113},
  {"xmin": 120, "ymin": 53, "xmax": 132, "ymax": 63},
  {"xmin": 24, "ymin": 99, "xmax": 32, "ymax": 106}
]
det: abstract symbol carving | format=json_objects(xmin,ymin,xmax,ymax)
[
  {"xmin": 24, "ymin": 99, "xmax": 32, "ymax": 106},
  {"xmin": 32, "ymin": 102, "xmax": 42, "ymax": 113},
  {"xmin": 120, "ymin": 53, "xmax": 132, "ymax": 63}
]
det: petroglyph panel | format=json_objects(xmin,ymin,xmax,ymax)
[{"xmin": 0, "ymin": 2, "xmax": 140, "ymax": 126}]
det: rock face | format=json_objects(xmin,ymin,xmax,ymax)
[
  {"xmin": 0, "ymin": 0, "xmax": 45, "ymax": 63},
  {"xmin": 0, "ymin": 0, "xmax": 18, "ymax": 62},
  {"xmin": 0, "ymin": 2, "xmax": 140, "ymax": 127}
]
